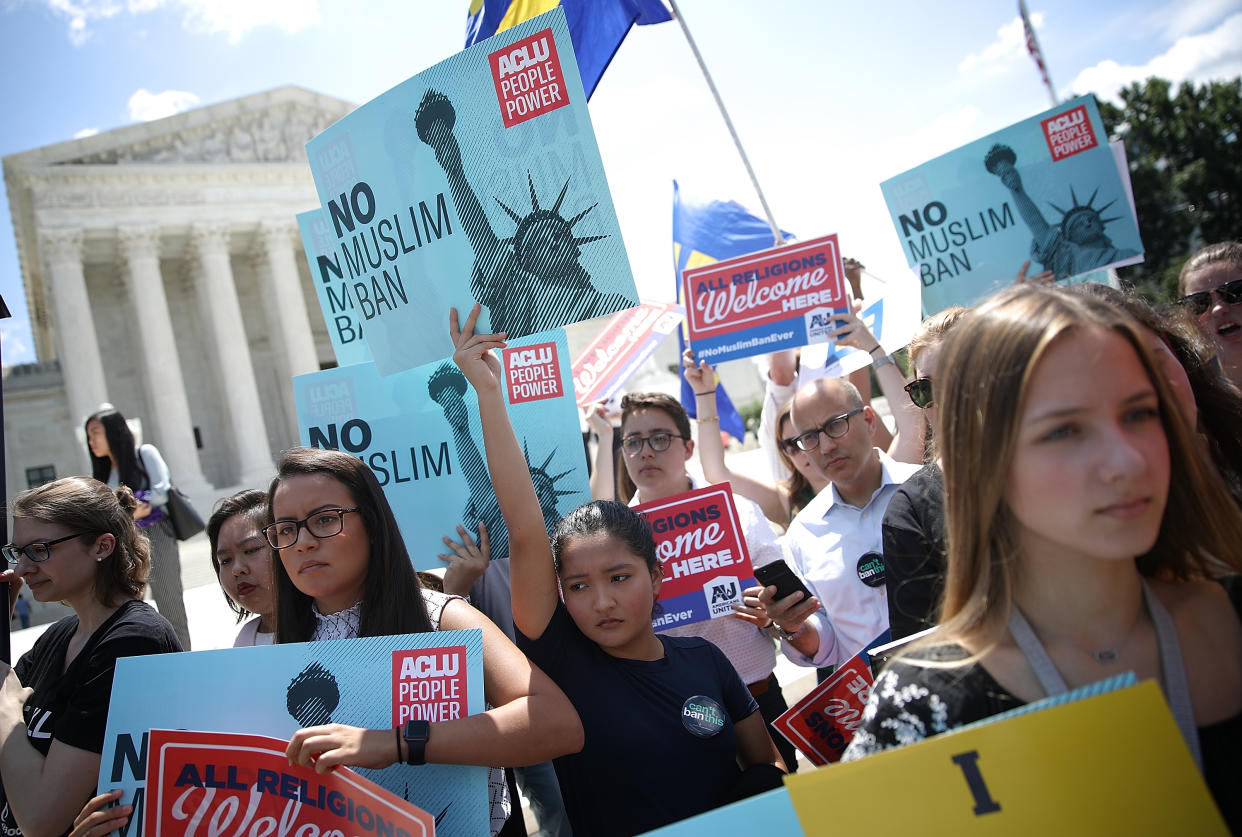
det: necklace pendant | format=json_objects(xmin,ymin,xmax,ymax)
[{"xmin": 1094, "ymin": 649, "xmax": 1118, "ymax": 664}]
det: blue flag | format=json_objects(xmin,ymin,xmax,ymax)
[
  {"xmin": 466, "ymin": 0, "xmax": 671, "ymax": 99},
  {"xmin": 672, "ymin": 181, "xmax": 794, "ymax": 441}
]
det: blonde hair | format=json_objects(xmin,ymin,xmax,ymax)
[
  {"xmin": 908, "ymin": 306, "xmax": 970, "ymax": 376},
  {"xmin": 933, "ymin": 285, "xmax": 1242, "ymax": 651},
  {"xmin": 10, "ymin": 477, "xmax": 150, "ymax": 605}
]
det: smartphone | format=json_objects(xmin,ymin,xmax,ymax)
[{"xmin": 753, "ymin": 559, "xmax": 813, "ymax": 602}]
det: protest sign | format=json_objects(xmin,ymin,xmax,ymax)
[
  {"xmin": 882, "ymin": 95, "xmax": 1144, "ymax": 316},
  {"xmin": 145, "ymin": 730, "xmax": 436, "ymax": 837},
  {"xmin": 782, "ymin": 680, "xmax": 1227, "ymax": 834},
  {"xmin": 633, "ymin": 484, "xmax": 755, "ymax": 631},
  {"xmin": 572, "ymin": 301, "xmax": 684, "ymax": 407},
  {"xmin": 640, "ymin": 787, "xmax": 805, "ymax": 836},
  {"xmin": 304, "ymin": 8, "xmax": 638, "ymax": 375},
  {"xmin": 100, "ymin": 630, "xmax": 487, "ymax": 837},
  {"xmin": 772, "ymin": 654, "xmax": 874, "ymax": 766},
  {"xmin": 293, "ymin": 329, "xmax": 589, "ymax": 570},
  {"xmin": 297, "ymin": 208, "xmax": 374, "ymax": 368},
  {"xmin": 681, "ymin": 235, "xmax": 848, "ymax": 364}
]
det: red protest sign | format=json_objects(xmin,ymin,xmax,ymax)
[
  {"xmin": 772, "ymin": 654, "xmax": 873, "ymax": 766},
  {"xmin": 633, "ymin": 484, "xmax": 755, "ymax": 630},
  {"xmin": 393, "ymin": 646, "xmax": 469, "ymax": 725},
  {"xmin": 504, "ymin": 340, "xmax": 563, "ymax": 404},
  {"xmin": 489, "ymin": 28, "xmax": 568, "ymax": 128},
  {"xmin": 1041, "ymin": 104, "xmax": 1098, "ymax": 162},
  {"xmin": 145, "ymin": 729, "xmax": 436, "ymax": 837},
  {"xmin": 571, "ymin": 302, "xmax": 684, "ymax": 407}
]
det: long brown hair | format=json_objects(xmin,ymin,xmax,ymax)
[
  {"xmin": 934, "ymin": 286, "xmax": 1242, "ymax": 651},
  {"xmin": 773, "ymin": 400, "xmax": 815, "ymax": 516},
  {"xmin": 268, "ymin": 448, "xmax": 432, "ymax": 642}
]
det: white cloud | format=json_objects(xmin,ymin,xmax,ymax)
[
  {"xmin": 1065, "ymin": 12, "xmax": 1242, "ymax": 102},
  {"xmin": 959, "ymin": 11, "xmax": 1044, "ymax": 74},
  {"xmin": 39, "ymin": 0, "xmax": 321, "ymax": 45},
  {"xmin": 0, "ymin": 322, "xmax": 35, "ymax": 366},
  {"xmin": 1154, "ymin": 0, "xmax": 1242, "ymax": 39},
  {"xmin": 73, "ymin": 127, "xmax": 100, "ymax": 138},
  {"xmin": 128, "ymin": 88, "xmax": 200, "ymax": 121}
]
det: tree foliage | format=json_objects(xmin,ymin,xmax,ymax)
[{"xmin": 1097, "ymin": 76, "xmax": 1241, "ymax": 301}]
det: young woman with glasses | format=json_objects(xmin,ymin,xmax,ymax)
[
  {"xmin": 0, "ymin": 478, "xmax": 181, "ymax": 836},
  {"xmin": 450, "ymin": 305, "xmax": 785, "ymax": 836},
  {"xmin": 266, "ymin": 444, "xmax": 582, "ymax": 837},
  {"xmin": 843, "ymin": 285, "xmax": 1242, "ymax": 830},
  {"xmin": 83, "ymin": 407, "xmax": 192, "ymax": 650},
  {"xmin": 1178, "ymin": 241, "xmax": 1242, "ymax": 390}
]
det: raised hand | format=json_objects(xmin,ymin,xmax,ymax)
[
  {"xmin": 450, "ymin": 304, "xmax": 506, "ymax": 393},
  {"xmin": 682, "ymin": 347, "xmax": 716, "ymax": 395}
]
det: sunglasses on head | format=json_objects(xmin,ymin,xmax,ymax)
[
  {"xmin": 1178, "ymin": 278, "xmax": 1242, "ymax": 316},
  {"xmin": 904, "ymin": 378, "xmax": 933, "ymax": 409}
]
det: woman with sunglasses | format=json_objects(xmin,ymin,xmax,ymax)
[
  {"xmin": 1178, "ymin": 241, "xmax": 1242, "ymax": 390},
  {"xmin": 269, "ymin": 444, "xmax": 582, "ymax": 837},
  {"xmin": 883, "ymin": 306, "xmax": 969, "ymax": 639},
  {"xmin": 843, "ymin": 285, "xmax": 1242, "ymax": 830},
  {"xmin": 0, "ymin": 478, "xmax": 181, "ymax": 836}
]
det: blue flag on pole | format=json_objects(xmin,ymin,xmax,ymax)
[
  {"xmin": 466, "ymin": 0, "xmax": 672, "ymax": 99},
  {"xmin": 672, "ymin": 181, "xmax": 794, "ymax": 441}
]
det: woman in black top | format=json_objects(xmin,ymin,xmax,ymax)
[{"xmin": 0, "ymin": 477, "xmax": 180, "ymax": 836}]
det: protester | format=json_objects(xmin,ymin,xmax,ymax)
[
  {"xmin": 13, "ymin": 593, "xmax": 30, "ymax": 630},
  {"xmin": 685, "ymin": 351, "xmax": 826, "ymax": 527},
  {"xmin": 882, "ymin": 306, "xmax": 969, "ymax": 639},
  {"xmin": 206, "ymin": 489, "xmax": 276, "ymax": 647},
  {"xmin": 269, "ymin": 443, "xmax": 582, "ymax": 837},
  {"xmin": 842, "ymin": 286, "xmax": 1242, "ymax": 831},
  {"xmin": 1178, "ymin": 241, "xmax": 1242, "ymax": 390},
  {"xmin": 0, "ymin": 477, "xmax": 181, "ymax": 835},
  {"xmin": 747, "ymin": 374, "xmax": 922, "ymax": 674},
  {"xmin": 84, "ymin": 407, "xmax": 192, "ymax": 649},
  {"xmin": 450, "ymin": 304, "xmax": 785, "ymax": 835}
]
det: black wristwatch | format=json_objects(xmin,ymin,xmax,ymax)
[{"xmin": 402, "ymin": 720, "xmax": 430, "ymax": 766}]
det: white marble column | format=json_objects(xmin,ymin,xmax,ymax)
[
  {"xmin": 40, "ymin": 228, "xmax": 108, "ymax": 433},
  {"xmin": 253, "ymin": 220, "xmax": 319, "ymax": 435},
  {"xmin": 187, "ymin": 223, "xmax": 275, "ymax": 488},
  {"xmin": 116, "ymin": 225, "xmax": 212, "ymax": 498}
]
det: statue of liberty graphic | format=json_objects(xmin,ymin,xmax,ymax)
[
  {"xmin": 428, "ymin": 363, "xmax": 577, "ymax": 559},
  {"xmin": 985, "ymin": 143, "xmax": 1138, "ymax": 280},
  {"xmin": 415, "ymin": 89, "xmax": 635, "ymax": 336}
]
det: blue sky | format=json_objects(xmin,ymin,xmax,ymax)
[{"xmin": 1, "ymin": 0, "xmax": 1239, "ymax": 365}]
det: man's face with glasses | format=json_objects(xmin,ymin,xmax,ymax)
[
  {"xmin": 620, "ymin": 408, "xmax": 693, "ymax": 500},
  {"xmin": 790, "ymin": 381, "xmax": 876, "ymax": 491}
]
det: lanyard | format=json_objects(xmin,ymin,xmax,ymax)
[{"xmin": 1008, "ymin": 580, "xmax": 1202, "ymax": 769}]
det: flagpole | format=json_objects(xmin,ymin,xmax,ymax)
[
  {"xmin": 667, "ymin": 0, "xmax": 785, "ymax": 245},
  {"xmin": 1019, "ymin": 0, "xmax": 1058, "ymax": 108}
]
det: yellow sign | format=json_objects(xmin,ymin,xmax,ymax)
[{"xmin": 784, "ymin": 680, "xmax": 1227, "ymax": 835}]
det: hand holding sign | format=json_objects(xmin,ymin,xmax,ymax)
[
  {"xmin": 69, "ymin": 790, "xmax": 130, "ymax": 837},
  {"xmin": 450, "ymin": 304, "xmax": 507, "ymax": 395},
  {"xmin": 286, "ymin": 722, "xmax": 396, "ymax": 775},
  {"xmin": 440, "ymin": 521, "xmax": 491, "ymax": 597}
]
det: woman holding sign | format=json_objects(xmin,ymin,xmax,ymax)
[
  {"xmin": 269, "ymin": 445, "xmax": 582, "ymax": 837},
  {"xmin": 0, "ymin": 477, "xmax": 181, "ymax": 836},
  {"xmin": 451, "ymin": 304, "xmax": 785, "ymax": 836},
  {"xmin": 843, "ymin": 286, "xmax": 1242, "ymax": 829}
]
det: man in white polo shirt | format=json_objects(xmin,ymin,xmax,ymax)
[{"xmin": 750, "ymin": 376, "xmax": 921, "ymax": 672}]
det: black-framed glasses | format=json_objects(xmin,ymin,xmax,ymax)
[
  {"xmin": 263, "ymin": 508, "xmax": 360, "ymax": 550},
  {"xmin": 790, "ymin": 408, "xmax": 864, "ymax": 451},
  {"xmin": 621, "ymin": 432, "xmax": 689, "ymax": 457},
  {"xmin": 905, "ymin": 378, "xmax": 933, "ymax": 409},
  {"xmin": 1179, "ymin": 278, "xmax": 1242, "ymax": 315},
  {"xmin": 3, "ymin": 532, "xmax": 92, "ymax": 565}
]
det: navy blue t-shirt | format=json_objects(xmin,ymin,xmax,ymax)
[{"xmin": 518, "ymin": 603, "xmax": 759, "ymax": 836}]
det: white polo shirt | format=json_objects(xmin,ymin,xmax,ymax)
[
  {"xmin": 780, "ymin": 449, "xmax": 921, "ymax": 669},
  {"xmin": 634, "ymin": 476, "xmax": 783, "ymax": 685}
]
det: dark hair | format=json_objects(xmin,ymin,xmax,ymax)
[
  {"xmin": 11, "ymin": 477, "xmax": 150, "ymax": 607},
  {"xmin": 85, "ymin": 408, "xmax": 150, "ymax": 491},
  {"xmin": 1068, "ymin": 283, "xmax": 1242, "ymax": 500},
  {"xmin": 1178, "ymin": 241, "xmax": 1242, "ymax": 296},
  {"xmin": 268, "ymin": 447, "xmax": 432, "ymax": 643},
  {"xmin": 207, "ymin": 489, "xmax": 271, "ymax": 622},
  {"xmin": 551, "ymin": 500, "xmax": 659, "ymax": 577}
]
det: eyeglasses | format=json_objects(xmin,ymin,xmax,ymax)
[
  {"xmin": 1178, "ymin": 278, "xmax": 1242, "ymax": 316},
  {"xmin": 621, "ymin": 431, "xmax": 689, "ymax": 457},
  {"xmin": 263, "ymin": 508, "xmax": 360, "ymax": 550},
  {"xmin": 3, "ymin": 532, "xmax": 91, "ymax": 565},
  {"xmin": 789, "ymin": 408, "xmax": 864, "ymax": 451},
  {"xmin": 905, "ymin": 378, "xmax": 933, "ymax": 409}
]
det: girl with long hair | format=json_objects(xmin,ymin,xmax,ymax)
[
  {"xmin": 843, "ymin": 286, "xmax": 1242, "ymax": 829},
  {"xmin": 84, "ymin": 407, "xmax": 191, "ymax": 649},
  {"xmin": 0, "ymin": 478, "xmax": 180, "ymax": 835},
  {"xmin": 206, "ymin": 489, "xmax": 276, "ymax": 646}
]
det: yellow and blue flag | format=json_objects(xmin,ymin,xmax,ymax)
[
  {"xmin": 466, "ymin": 0, "xmax": 671, "ymax": 99},
  {"xmin": 673, "ymin": 181, "xmax": 793, "ymax": 441}
]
